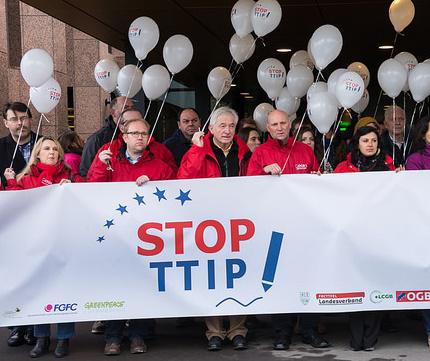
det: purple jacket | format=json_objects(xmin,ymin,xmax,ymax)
[{"xmin": 406, "ymin": 144, "xmax": 430, "ymax": 170}]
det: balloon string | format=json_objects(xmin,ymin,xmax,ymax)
[
  {"xmin": 148, "ymin": 74, "xmax": 174, "ymax": 144},
  {"xmin": 315, "ymin": 70, "xmax": 322, "ymax": 82},
  {"xmin": 144, "ymin": 99, "xmax": 152, "ymax": 119},
  {"xmin": 108, "ymin": 60, "xmax": 142, "ymax": 150},
  {"xmin": 373, "ymin": 33, "xmax": 399, "ymax": 118},
  {"xmin": 389, "ymin": 32, "xmax": 399, "ymax": 58},
  {"xmin": 318, "ymin": 108, "xmax": 345, "ymax": 171},
  {"xmin": 403, "ymin": 91, "xmax": 407, "ymax": 148},
  {"xmin": 35, "ymin": 114, "xmax": 43, "ymax": 143},
  {"xmin": 404, "ymin": 102, "xmax": 418, "ymax": 160},
  {"xmin": 9, "ymin": 97, "xmax": 32, "ymax": 168},
  {"xmin": 280, "ymin": 111, "xmax": 307, "ymax": 173},
  {"xmin": 392, "ymin": 97, "xmax": 396, "ymax": 165},
  {"xmin": 202, "ymin": 97, "xmax": 223, "ymax": 132}
]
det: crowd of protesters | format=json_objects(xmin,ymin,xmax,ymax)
[{"xmin": 1, "ymin": 96, "xmax": 429, "ymax": 358}]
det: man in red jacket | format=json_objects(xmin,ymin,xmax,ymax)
[
  {"xmin": 88, "ymin": 118, "xmax": 174, "ymax": 356},
  {"xmin": 247, "ymin": 110, "xmax": 329, "ymax": 350},
  {"xmin": 88, "ymin": 108, "xmax": 177, "ymax": 177},
  {"xmin": 177, "ymin": 106, "xmax": 250, "ymax": 351},
  {"xmin": 177, "ymin": 107, "xmax": 250, "ymax": 179},
  {"xmin": 247, "ymin": 109, "xmax": 318, "ymax": 176}
]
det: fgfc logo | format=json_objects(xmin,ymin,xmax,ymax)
[
  {"xmin": 396, "ymin": 290, "xmax": 430, "ymax": 303},
  {"xmin": 44, "ymin": 303, "xmax": 78, "ymax": 313}
]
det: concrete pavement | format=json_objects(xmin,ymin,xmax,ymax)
[{"xmin": 1, "ymin": 312, "xmax": 429, "ymax": 361}]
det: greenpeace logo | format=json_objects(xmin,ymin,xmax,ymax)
[
  {"xmin": 316, "ymin": 292, "xmax": 364, "ymax": 305},
  {"xmin": 84, "ymin": 301, "xmax": 125, "ymax": 310},
  {"xmin": 396, "ymin": 290, "xmax": 430, "ymax": 303}
]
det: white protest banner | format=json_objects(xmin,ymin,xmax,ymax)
[{"xmin": 0, "ymin": 171, "xmax": 429, "ymax": 326}]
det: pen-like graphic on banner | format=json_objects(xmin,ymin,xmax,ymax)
[{"xmin": 262, "ymin": 231, "xmax": 284, "ymax": 292}]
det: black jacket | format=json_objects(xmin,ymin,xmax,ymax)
[
  {"xmin": 380, "ymin": 131, "xmax": 411, "ymax": 167},
  {"xmin": 79, "ymin": 116, "xmax": 119, "ymax": 177},
  {"xmin": 0, "ymin": 132, "xmax": 37, "ymax": 187},
  {"xmin": 163, "ymin": 129, "xmax": 193, "ymax": 166}
]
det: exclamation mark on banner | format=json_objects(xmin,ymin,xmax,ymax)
[{"xmin": 261, "ymin": 231, "xmax": 284, "ymax": 292}]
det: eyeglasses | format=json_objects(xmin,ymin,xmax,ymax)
[
  {"xmin": 125, "ymin": 131, "xmax": 149, "ymax": 139},
  {"xmin": 7, "ymin": 116, "xmax": 30, "ymax": 122}
]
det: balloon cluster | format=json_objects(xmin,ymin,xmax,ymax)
[
  {"xmin": 94, "ymin": 17, "xmax": 194, "ymax": 102},
  {"xmin": 20, "ymin": 49, "xmax": 61, "ymax": 114},
  {"xmin": 208, "ymin": 0, "xmax": 284, "ymax": 101}
]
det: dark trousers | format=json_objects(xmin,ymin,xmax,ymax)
[
  {"xmin": 105, "ymin": 319, "xmax": 155, "ymax": 343},
  {"xmin": 272, "ymin": 314, "xmax": 319, "ymax": 340},
  {"xmin": 349, "ymin": 311, "xmax": 382, "ymax": 349}
]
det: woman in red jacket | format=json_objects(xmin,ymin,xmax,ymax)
[
  {"xmin": 4, "ymin": 136, "xmax": 84, "ymax": 190},
  {"xmin": 334, "ymin": 126, "xmax": 395, "ymax": 351},
  {"xmin": 3, "ymin": 136, "xmax": 81, "ymax": 358},
  {"xmin": 334, "ymin": 126, "xmax": 395, "ymax": 174}
]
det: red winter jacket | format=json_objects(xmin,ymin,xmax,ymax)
[
  {"xmin": 177, "ymin": 134, "xmax": 251, "ymax": 179},
  {"xmin": 334, "ymin": 153, "xmax": 395, "ymax": 173},
  {"xmin": 247, "ymin": 137, "xmax": 319, "ymax": 176},
  {"xmin": 88, "ymin": 146, "xmax": 175, "ymax": 183},
  {"xmin": 6, "ymin": 162, "xmax": 85, "ymax": 190},
  {"xmin": 87, "ymin": 135, "xmax": 177, "ymax": 180}
]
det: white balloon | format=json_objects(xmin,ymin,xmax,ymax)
[
  {"xmin": 257, "ymin": 58, "xmax": 286, "ymax": 100},
  {"xmin": 306, "ymin": 81, "xmax": 328, "ymax": 104},
  {"xmin": 128, "ymin": 17, "xmax": 159, "ymax": 60},
  {"xmin": 207, "ymin": 67, "xmax": 232, "ymax": 99},
  {"xmin": 286, "ymin": 65, "xmax": 314, "ymax": 98},
  {"xmin": 347, "ymin": 62, "xmax": 370, "ymax": 88},
  {"xmin": 394, "ymin": 51, "xmax": 418, "ymax": 91},
  {"xmin": 289, "ymin": 50, "xmax": 314, "ymax": 71},
  {"xmin": 408, "ymin": 62, "xmax": 430, "ymax": 103},
  {"xmin": 327, "ymin": 68, "xmax": 347, "ymax": 108},
  {"xmin": 30, "ymin": 77, "xmax": 61, "ymax": 114},
  {"xmin": 163, "ymin": 34, "xmax": 193, "ymax": 75},
  {"xmin": 335, "ymin": 71, "xmax": 365, "ymax": 109},
  {"xmin": 142, "ymin": 65, "xmax": 171, "ymax": 100},
  {"xmin": 351, "ymin": 89, "xmax": 370, "ymax": 114},
  {"xmin": 253, "ymin": 103, "xmax": 274, "ymax": 132},
  {"xmin": 20, "ymin": 48, "xmax": 54, "ymax": 88},
  {"xmin": 94, "ymin": 59, "xmax": 120, "ymax": 92},
  {"xmin": 251, "ymin": 0, "xmax": 282, "ymax": 37},
  {"xmin": 307, "ymin": 91, "xmax": 338, "ymax": 134},
  {"xmin": 231, "ymin": 0, "xmax": 255, "ymax": 38},
  {"xmin": 377, "ymin": 58, "xmax": 407, "ymax": 99},
  {"xmin": 424, "ymin": 59, "xmax": 430, "ymax": 65},
  {"xmin": 229, "ymin": 33, "xmax": 255, "ymax": 64},
  {"xmin": 310, "ymin": 24, "xmax": 343, "ymax": 71},
  {"xmin": 117, "ymin": 64, "xmax": 143, "ymax": 98},
  {"xmin": 276, "ymin": 87, "xmax": 300, "ymax": 115},
  {"xmin": 307, "ymin": 40, "xmax": 316, "ymax": 68}
]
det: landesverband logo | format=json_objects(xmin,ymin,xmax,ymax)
[
  {"xmin": 316, "ymin": 292, "xmax": 364, "ymax": 305},
  {"xmin": 396, "ymin": 290, "xmax": 430, "ymax": 303},
  {"xmin": 370, "ymin": 291, "xmax": 394, "ymax": 303},
  {"xmin": 84, "ymin": 301, "xmax": 125, "ymax": 310}
]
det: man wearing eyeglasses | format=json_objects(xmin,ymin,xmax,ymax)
[
  {"xmin": 0, "ymin": 101, "xmax": 38, "ymax": 345},
  {"xmin": 87, "ymin": 118, "xmax": 174, "ymax": 355},
  {"xmin": 89, "ymin": 118, "xmax": 175, "ymax": 185},
  {"xmin": 0, "ymin": 102, "xmax": 38, "ymax": 188}
]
